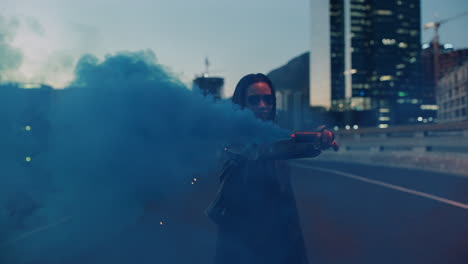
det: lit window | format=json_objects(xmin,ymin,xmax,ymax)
[
  {"xmin": 380, "ymin": 75, "xmax": 393, "ymax": 81},
  {"xmin": 375, "ymin": 10, "xmax": 392, "ymax": 15},
  {"xmin": 398, "ymin": 42, "xmax": 408, "ymax": 48},
  {"xmin": 382, "ymin": 39, "xmax": 396, "ymax": 45},
  {"xmin": 379, "ymin": 124, "xmax": 389, "ymax": 128},
  {"xmin": 379, "ymin": 117, "xmax": 390, "ymax": 121},
  {"xmin": 397, "ymin": 29, "xmax": 409, "ymax": 34}
]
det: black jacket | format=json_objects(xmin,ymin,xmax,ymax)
[{"xmin": 206, "ymin": 142, "xmax": 320, "ymax": 264}]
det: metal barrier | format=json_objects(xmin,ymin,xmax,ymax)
[
  {"xmin": 315, "ymin": 121, "xmax": 468, "ymax": 176},
  {"xmin": 335, "ymin": 121, "xmax": 468, "ymax": 156}
]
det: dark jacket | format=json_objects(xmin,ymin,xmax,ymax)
[{"xmin": 206, "ymin": 142, "xmax": 320, "ymax": 264}]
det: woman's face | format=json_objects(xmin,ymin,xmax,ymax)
[{"xmin": 245, "ymin": 81, "xmax": 274, "ymax": 121}]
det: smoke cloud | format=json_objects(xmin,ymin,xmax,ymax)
[
  {"xmin": 1, "ymin": 50, "xmax": 289, "ymax": 263},
  {"xmin": 0, "ymin": 16, "xmax": 23, "ymax": 80}
]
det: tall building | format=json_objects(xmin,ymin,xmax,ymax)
[
  {"xmin": 422, "ymin": 44, "xmax": 468, "ymax": 87},
  {"xmin": 436, "ymin": 61, "xmax": 468, "ymax": 122},
  {"xmin": 192, "ymin": 58, "xmax": 224, "ymax": 100},
  {"xmin": 421, "ymin": 45, "xmax": 468, "ymax": 120},
  {"xmin": 268, "ymin": 52, "xmax": 311, "ymax": 130},
  {"xmin": 311, "ymin": 0, "xmax": 423, "ymax": 127},
  {"xmin": 192, "ymin": 75, "xmax": 224, "ymax": 99},
  {"xmin": 330, "ymin": 0, "xmax": 346, "ymax": 104}
]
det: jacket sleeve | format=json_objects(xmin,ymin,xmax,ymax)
[
  {"xmin": 205, "ymin": 150, "xmax": 244, "ymax": 224},
  {"xmin": 226, "ymin": 140, "xmax": 322, "ymax": 161}
]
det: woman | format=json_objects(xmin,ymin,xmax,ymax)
[{"xmin": 206, "ymin": 73, "xmax": 337, "ymax": 264}]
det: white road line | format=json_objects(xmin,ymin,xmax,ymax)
[
  {"xmin": 292, "ymin": 163, "xmax": 468, "ymax": 211},
  {"xmin": 0, "ymin": 216, "xmax": 72, "ymax": 249}
]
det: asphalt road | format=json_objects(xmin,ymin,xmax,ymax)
[
  {"xmin": 289, "ymin": 160, "xmax": 468, "ymax": 264},
  {"xmin": 4, "ymin": 160, "xmax": 468, "ymax": 264}
]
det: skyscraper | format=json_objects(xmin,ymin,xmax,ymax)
[
  {"xmin": 311, "ymin": 0, "xmax": 423, "ymax": 126},
  {"xmin": 330, "ymin": 0, "xmax": 346, "ymax": 105}
]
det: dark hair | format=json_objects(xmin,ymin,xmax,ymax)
[{"xmin": 232, "ymin": 73, "xmax": 276, "ymax": 121}]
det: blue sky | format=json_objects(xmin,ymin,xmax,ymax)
[{"xmin": 2, "ymin": 0, "xmax": 468, "ymax": 96}]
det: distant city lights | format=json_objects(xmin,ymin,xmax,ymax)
[
  {"xmin": 25, "ymin": 157, "xmax": 32, "ymax": 162},
  {"xmin": 398, "ymin": 42, "xmax": 408, "ymax": 48},
  {"xmin": 345, "ymin": 125, "xmax": 351, "ymax": 130},
  {"xmin": 379, "ymin": 124, "xmax": 389, "ymax": 129},
  {"xmin": 420, "ymin": 105, "xmax": 438, "ymax": 110},
  {"xmin": 444, "ymin": 43, "xmax": 454, "ymax": 49},
  {"xmin": 353, "ymin": 125, "xmax": 359, "ymax": 130},
  {"xmin": 382, "ymin": 38, "xmax": 396, "ymax": 45},
  {"xmin": 333, "ymin": 126, "xmax": 339, "ymax": 131},
  {"xmin": 379, "ymin": 75, "xmax": 393, "ymax": 81},
  {"xmin": 417, "ymin": 117, "xmax": 423, "ymax": 122},
  {"xmin": 25, "ymin": 125, "xmax": 31, "ymax": 131}
]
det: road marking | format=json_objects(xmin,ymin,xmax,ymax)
[
  {"xmin": 292, "ymin": 163, "xmax": 468, "ymax": 211},
  {"xmin": 0, "ymin": 216, "xmax": 72, "ymax": 249}
]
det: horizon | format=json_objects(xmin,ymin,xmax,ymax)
[{"xmin": 1, "ymin": 0, "xmax": 468, "ymax": 96}]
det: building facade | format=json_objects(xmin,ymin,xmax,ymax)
[
  {"xmin": 311, "ymin": 0, "xmax": 423, "ymax": 127},
  {"xmin": 422, "ymin": 44, "xmax": 468, "ymax": 94},
  {"xmin": 436, "ymin": 62, "xmax": 468, "ymax": 123},
  {"xmin": 192, "ymin": 76, "xmax": 224, "ymax": 100}
]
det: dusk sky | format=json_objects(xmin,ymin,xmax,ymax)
[{"xmin": 2, "ymin": 0, "xmax": 468, "ymax": 96}]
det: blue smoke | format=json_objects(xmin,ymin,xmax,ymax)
[{"xmin": 1, "ymin": 50, "xmax": 289, "ymax": 263}]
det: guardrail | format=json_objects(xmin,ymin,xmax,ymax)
[
  {"xmin": 335, "ymin": 121, "xmax": 468, "ymax": 155},
  {"xmin": 315, "ymin": 121, "xmax": 468, "ymax": 177}
]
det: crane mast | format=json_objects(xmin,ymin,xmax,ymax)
[{"xmin": 423, "ymin": 11, "xmax": 468, "ymax": 91}]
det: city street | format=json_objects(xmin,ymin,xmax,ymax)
[
  {"xmin": 290, "ymin": 160, "xmax": 468, "ymax": 264},
  {"xmin": 4, "ymin": 159, "xmax": 468, "ymax": 264}
]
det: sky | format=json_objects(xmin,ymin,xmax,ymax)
[{"xmin": 2, "ymin": 0, "xmax": 468, "ymax": 97}]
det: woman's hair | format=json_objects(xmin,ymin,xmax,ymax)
[{"xmin": 231, "ymin": 73, "xmax": 276, "ymax": 121}]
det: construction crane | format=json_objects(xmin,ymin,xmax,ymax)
[{"xmin": 423, "ymin": 11, "xmax": 468, "ymax": 87}]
